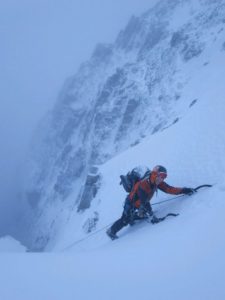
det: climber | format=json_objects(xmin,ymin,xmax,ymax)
[{"xmin": 106, "ymin": 165, "xmax": 195, "ymax": 240}]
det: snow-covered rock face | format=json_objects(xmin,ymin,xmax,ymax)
[{"xmin": 22, "ymin": 0, "xmax": 225, "ymax": 251}]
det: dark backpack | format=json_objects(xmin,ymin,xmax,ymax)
[{"xmin": 120, "ymin": 167, "xmax": 151, "ymax": 193}]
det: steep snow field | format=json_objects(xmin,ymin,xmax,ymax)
[{"xmin": 1, "ymin": 25, "xmax": 225, "ymax": 300}]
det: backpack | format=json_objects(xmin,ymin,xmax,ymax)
[{"xmin": 120, "ymin": 166, "xmax": 151, "ymax": 193}]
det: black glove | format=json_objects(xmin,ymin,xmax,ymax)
[
  {"xmin": 182, "ymin": 187, "xmax": 196, "ymax": 195},
  {"xmin": 151, "ymin": 215, "xmax": 160, "ymax": 224}
]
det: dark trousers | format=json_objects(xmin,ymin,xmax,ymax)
[
  {"xmin": 110, "ymin": 198, "xmax": 152, "ymax": 234},
  {"xmin": 110, "ymin": 199, "xmax": 133, "ymax": 234}
]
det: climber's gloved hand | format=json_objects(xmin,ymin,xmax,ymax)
[
  {"xmin": 151, "ymin": 215, "xmax": 160, "ymax": 224},
  {"xmin": 182, "ymin": 187, "xmax": 196, "ymax": 195}
]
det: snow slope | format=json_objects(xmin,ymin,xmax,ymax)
[
  {"xmin": 1, "ymin": 0, "xmax": 225, "ymax": 299},
  {"xmin": 0, "ymin": 18, "xmax": 225, "ymax": 299}
]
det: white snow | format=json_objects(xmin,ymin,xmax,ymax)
[
  {"xmin": 1, "ymin": 1, "xmax": 225, "ymax": 299},
  {"xmin": 0, "ymin": 236, "xmax": 26, "ymax": 253}
]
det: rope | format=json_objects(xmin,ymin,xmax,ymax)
[
  {"xmin": 61, "ymin": 222, "xmax": 113, "ymax": 252},
  {"xmin": 152, "ymin": 194, "xmax": 184, "ymax": 206}
]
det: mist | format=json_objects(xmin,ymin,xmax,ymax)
[{"xmin": 0, "ymin": 0, "xmax": 158, "ymax": 237}]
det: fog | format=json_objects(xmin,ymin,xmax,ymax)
[{"xmin": 0, "ymin": 0, "xmax": 158, "ymax": 237}]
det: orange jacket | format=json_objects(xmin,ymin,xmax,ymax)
[{"xmin": 128, "ymin": 178, "xmax": 183, "ymax": 208}]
